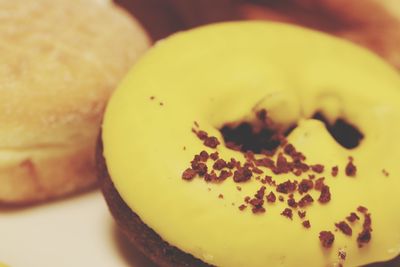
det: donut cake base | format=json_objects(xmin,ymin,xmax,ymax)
[{"xmin": 96, "ymin": 136, "xmax": 400, "ymax": 267}]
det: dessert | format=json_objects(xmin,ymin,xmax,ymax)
[
  {"xmin": 98, "ymin": 22, "xmax": 400, "ymax": 266},
  {"xmin": 0, "ymin": 0, "xmax": 149, "ymax": 204}
]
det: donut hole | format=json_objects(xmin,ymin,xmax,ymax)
[
  {"xmin": 312, "ymin": 112, "xmax": 364, "ymax": 149},
  {"xmin": 219, "ymin": 110, "xmax": 296, "ymax": 153}
]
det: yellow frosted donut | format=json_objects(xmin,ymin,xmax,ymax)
[{"xmin": 100, "ymin": 22, "xmax": 400, "ymax": 267}]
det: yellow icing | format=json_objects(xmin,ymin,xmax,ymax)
[{"xmin": 103, "ymin": 22, "xmax": 400, "ymax": 267}]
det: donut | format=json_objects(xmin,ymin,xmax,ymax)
[
  {"xmin": 98, "ymin": 22, "xmax": 400, "ymax": 266},
  {"xmin": 0, "ymin": 0, "xmax": 149, "ymax": 204}
]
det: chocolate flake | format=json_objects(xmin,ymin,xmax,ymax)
[
  {"xmin": 319, "ymin": 231, "xmax": 335, "ymax": 248},
  {"xmin": 335, "ymin": 221, "xmax": 352, "ymax": 236}
]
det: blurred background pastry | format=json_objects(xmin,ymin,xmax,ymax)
[
  {"xmin": 0, "ymin": 0, "xmax": 149, "ymax": 204},
  {"xmin": 115, "ymin": 0, "xmax": 400, "ymax": 69}
]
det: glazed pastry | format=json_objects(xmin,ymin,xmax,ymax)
[
  {"xmin": 0, "ymin": 0, "xmax": 149, "ymax": 204},
  {"xmin": 98, "ymin": 22, "xmax": 400, "ymax": 266}
]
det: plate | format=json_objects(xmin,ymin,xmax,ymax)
[{"xmin": 0, "ymin": 191, "xmax": 156, "ymax": 267}]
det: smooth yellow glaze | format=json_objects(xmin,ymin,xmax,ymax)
[{"xmin": 103, "ymin": 22, "xmax": 400, "ymax": 267}]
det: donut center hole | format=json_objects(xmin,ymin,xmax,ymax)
[
  {"xmin": 312, "ymin": 112, "xmax": 364, "ymax": 149},
  {"xmin": 220, "ymin": 110, "xmax": 294, "ymax": 153}
]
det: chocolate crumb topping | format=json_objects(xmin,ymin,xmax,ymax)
[
  {"xmin": 218, "ymin": 170, "xmax": 232, "ymax": 181},
  {"xmin": 298, "ymin": 210, "xmax": 306, "ymax": 219},
  {"xmin": 382, "ymin": 169, "xmax": 390, "ymax": 177},
  {"xmin": 218, "ymin": 194, "xmax": 224, "ymax": 199},
  {"xmin": 196, "ymin": 130, "xmax": 208, "ymax": 140},
  {"xmin": 150, "ymin": 96, "xmax": 155, "ymax": 100},
  {"xmin": 199, "ymin": 151, "xmax": 209, "ymax": 162},
  {"xmin": 345, "ymin": 157, "xmax": 357, "ymax": 177},
  {"xmin": 210, "ymin": 152, "xmax": 219, "ymax": 161},
  {"xmin": 204, "ymin": 136, "xmax": 220, "ymax": 149},
  {"xmin": 318, "ymin": 185, "xmax": 331, "ymax": 204},
  {"xmin": 312, "ymin": 164, "xmax": 325, "ymax": 174},
  {"xmin": 346, "ymin": 212, "xmax": 360, "ymax": 223},
  {"xmin": 298, "ymin": 179, "xmax": 314, "ymax": 194},
  {"xmin": 314, "ymin": 177, "xmax": 325, "ymax": 191},
  {"xmin": 239, "ymin": 204, "xmax": 247, "ymax": 211},
  {"xmin": 302, "ymin": 220, "xmax": 311, "ymax": 228},
  {"xmin": 357, "ymin": 229, "xmax": 371, "ymax": 247},
  {"xmin": 213, "ymin": 159, "xmax": 227, "ymax": 170},
  {"xmin": 236, "ymin": 186, "xmax": 242, "ymax": 191},
  {"xmin": 357, "ymin": 206, "xmax": 368, "ymax": 214},
  {"xmin": 278, "ymin": 196, "xmax": 285, "ymax": 202},
  {"xmin": 363, "ymin": 214, "xmax": 372, "ymax": 229},
  {"xmin": 255, "ymin": 186, "xmax": 266, "ymax": 199},
  {"xmin": 298, "ymin": 194, "xmax": 314, "ymax": 208},
  {"xmin": 338, "ymin": 249, "xmax": 347, "ymax": 260},
  {"xmin": 281, "ymin": 208, "xmax": 293, "ymax": 219},
  {"xmin": 191, "ymin": 162, "xmax": 208, "ymax": 176},
  {"xmin": 319, "ymin": 231, "xmax": 335, "ymax": 248},
  {"xmin": 335, "ymin": 221, "xmax": 352, "ymax": 236},
  {"xmin": 266, "ymin": 192, "xmax": 276, "ymax": 203},
  {"xmin": 182, "ymin": 168, "xmax": 196, "ymax": 180},
  {"xmin": 331, "ymin": 166, "xmax": 339, "ymax": 177},
  {"xmin": 233, "ymin": 167, "xmax": 253, "ymax": 183},
  {"xmin": 287, "ymin": 197, "xmax": 298, "ymax": 208},
  {"xmin": 276, "ymin": 180, "xmax": 297, "ymax": 194}
]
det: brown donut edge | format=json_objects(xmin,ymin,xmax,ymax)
[
  {"xmin": 96, "ymin": 135, "xmax": 213, "ymax": 267},
  {"xmin": 96, "ymin": 134, "xmax": 399, "ymax": 267}
]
